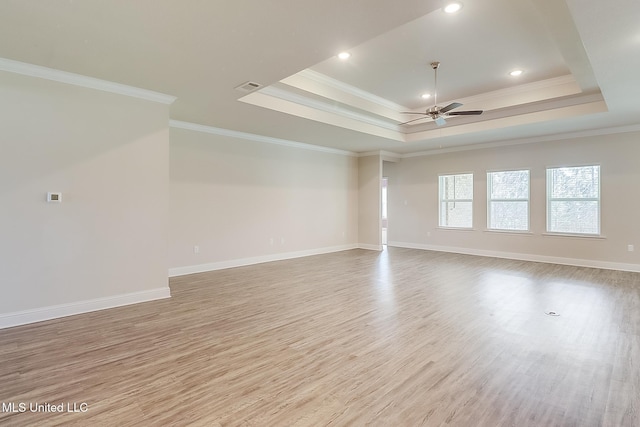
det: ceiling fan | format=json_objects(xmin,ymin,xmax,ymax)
[{"xmin": 400, "ymin": 61, "xmax": 483, "ymax": 126}]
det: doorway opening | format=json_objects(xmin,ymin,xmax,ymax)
[{"xmin": 382, "ymin": 177, "xmax": 388, "ymax": 245}]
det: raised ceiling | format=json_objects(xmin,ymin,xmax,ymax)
[{"xmin": 0, "ymin": 0, "xmax": 639, "ymax": 154}]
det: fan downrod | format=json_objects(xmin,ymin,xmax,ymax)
[{"xmin": 398, "ymin": 60, "xmax": 484, "ymax": 126}]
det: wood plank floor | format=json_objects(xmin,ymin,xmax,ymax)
[{"xmin": 1, "ymin": 248, "xmax": 639, "ymax": 426}]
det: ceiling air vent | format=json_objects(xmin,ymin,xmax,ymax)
[{"xmin": 235, "ymin": 81, "xmax": 262, "ymax": 93}]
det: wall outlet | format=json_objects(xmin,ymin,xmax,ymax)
[
  {"xmin": 280, "ymin": 237, "xmax": 285, "ymax": 244},
  {"xmin": 270, "ymin": 238, "xmax": 274, "ymax": 246},
  {"xmin": 193, "ymin": 245, "xmax": 200, "ymax": 254},
  {"xmin": 628, "ymin": 244, "xmax": 635, "ymax": 252},
  {"xmin": 427, "ymin": 231, "xmax": 431, "ymax": 237},
  {"xmin": 47, "ymin": 192, "xmax": 62, "ymax": 203}
]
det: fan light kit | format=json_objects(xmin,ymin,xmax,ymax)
[{"xmin": 400, "ymin": 61, "xmax": 484, "ymax": 127}]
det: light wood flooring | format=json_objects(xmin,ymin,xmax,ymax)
[{"xmin": 1, "ymin": 248, "xmax": 639, "ymax": 426}]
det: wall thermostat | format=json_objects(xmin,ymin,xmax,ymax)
[{"xmin": 47, "ymin": 192, "xmax": 62, "ymax": 203}]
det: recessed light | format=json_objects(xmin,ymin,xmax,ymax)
[
  {"xmin": 421, "ymin": 93, "xmax": 431, "ymax": 99},
  {"xmin": 338, "ymin": 52, "xmax": 351, "ymax": 60},
  {"xmin": 443, "ymin": 2, "xmax": 463, "ymax": 13},
  {"xmin": 509, "ymin": 69, "xmax": 524, "ymax": 76}
]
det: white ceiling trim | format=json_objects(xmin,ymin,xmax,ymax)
[
  {"xmin": 358, "ymin": 150, "xmax": 403, "ymax": 160},
  {"xmin": 280, "ymin": 71, "xmax": 406, "ymax": 122},
  {"xmin": 0, "ymin": 57, "xmax": 176, "ymax": 105},
  {"xmin": 403, "ymin": 94, "xmax": 607, "ymax": 143},
  {"xmin": 259, "ymin": 85, "xmax": 400, "ymax": 131},
  {"xmin": 240, "ymin": 90, "xmax": 405, "ymax": 142},
  {"xmin": 402, "ymin": 123, "xmax": 640, "ymax": 158},
  {"xmin": 282, "ymin": 71, "xmax": 583, "ymax": 125},
  {"xmin": 407, "ymin": 75, "xmax": 583, "ymax": 116},
  {"xmin": 244, "ymin": 79, "xmax": 607, "ymax": 145},
  {"xmin": 293, "ymin": 69, "xmax": 407, "ymax": 111},
  {"xmin": 169, "ymin": 119, "xmax": 640, "ymax": 161},
  {"xmin": 169, "ymin": 120, "xmax": 357, "ymax": 157}
]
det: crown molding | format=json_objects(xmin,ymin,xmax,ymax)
[
  {"xmin": 239, "ymin": 89, "xmax": 405, "ymax": 142},
  {"xmin": 244, "ymin": 68, "xmax": 598, "ymax": 144},
  {"xmin": 259, "ymin": 85, "xmax": 401, "ymax": 131},
  {"xmin": 291, "ymin": 73, "xmax": 580, "ymax": 118},
  {"xmin": 296, "ymin": 69, "xmax": 407, "ymax": 111},
  {"xmin": 169, "ymin": 120, "xmax": 357, "ymax": 157},
  {"xmin": 357, "ymin": 150, "xmax": 402, "ymax": 160},
  {"xmin": 402, "ymin": 75, "xmax": 581, "ymax": 117},
  {"xmin": 357, "ymin": 151, "xmax": 382, "ymax": 158},
  {"xmin": 0, "ymin": 57, "xmax": 176, "ymax": 104},
  {"xmin": 459, "ymin": 75, "xmax": 578, "ymax": 104},
  {"xmin": 401, "ymin": 123, "xmax": 640, "ymax": 158},
  {"xmin": 380, "ymin": 150, "xmax": 402, "ymax": 161},
  {"xmin": 171, "ymin": 120, "xmax": 640, "ymax": 160}
]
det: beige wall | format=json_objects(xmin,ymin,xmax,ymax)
[
  {"xmin": 169, "ymin": 128, "xmax": 359, "ymax": 273},
  {"xmin": 386, "ymin": 132, "xmax": 640, "ymax": 270},
  {"xmin": 358, "ymin": 154, "xmax": 382, "ymax": 249},
  {"xmin": 4, "ymin": 65, "xmax": 638, "ymax": 328},
  {"xmin": 0, "ymin": 72, "xmax": 171, "ymax": 322}
]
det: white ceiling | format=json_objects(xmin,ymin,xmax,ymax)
[{"xmin": 1, "ymin": 0, "xmax": 639, "ymax": 154}]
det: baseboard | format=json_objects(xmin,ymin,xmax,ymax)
[
  {"xmin": 388, "ymin": 241, "xmax": 640, "ymax": 273},
  {"xmin": 358, "ymin": 244, "xmax": 384, "ymax": 251},
  {"xmin": 0, "ymin": 287, "xmax": 171, "ymax": 330},
  {"xmin": 169, "ymin": 244, "xmax": 359, "ymax": 277}
]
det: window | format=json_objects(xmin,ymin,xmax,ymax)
[
  {"xmin": 547, "ymin": 165, "xmax": 600, "ymax": 235},
  {"xmin": 439, "ymin": 173, "xmax": 473, "ymax": 228},
  {"xmin": 487, "ymin": 170, "xmax": 530, "ymax": 231}
]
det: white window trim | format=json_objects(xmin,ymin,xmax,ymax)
[
  {"xmin": 486, "ymin": 169, "xmax": 530, "ymax": 232},
  {"xmin": 546, "ymin": 164, "xmax": 601, "ymax": 236},
  {"xmin": 438, "ymin": 173, "xmax": 474, "ymax": 229},
  {"xmin": 542, "ymin": 232, "xmax": 606, "ymax": 239},
  {"xmin": 438, "ymin": 226, "xmax": 477, "ymax": 231},
  {"xmin": 483, "ymin": 229, "xmax": 534, "ymax": 235}
]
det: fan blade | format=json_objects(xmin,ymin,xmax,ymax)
[
  {"xmin": 439, "ymin": 102, "xmax": 463, "ymax": 114},
  {"xmin": 400, "ymin": 112, "xmax": 428, "ymax": 115},
  {"xmin": 446, "ymin": 110, "xmax": 483, "ymax": 116},
  {"xmin": 399, "ymin": 116, "xmax": 429, "ymax": 125}
]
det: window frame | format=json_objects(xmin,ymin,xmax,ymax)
[
  {"xmin": 486, "ymin": 169, "xmax": 531, "ymax": 232},
  {"xmin": 438, "ymin": 172, "xmax": 474, "ymax": 229},
  {"xmin": 546, "ymin": 164, "xmax": 601, "ymax": 236}
]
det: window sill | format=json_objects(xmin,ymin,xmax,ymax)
[
  {"xmin": 437, "ymin": 226, "xmax": 475, "ymax": 231},
  {"xmin": 484, "ymin": 229, "xmax": 534, "ymax": 236},
  {"xmin": 542, "ymin": 232, "xmax": 606, "ymax": 240}
]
